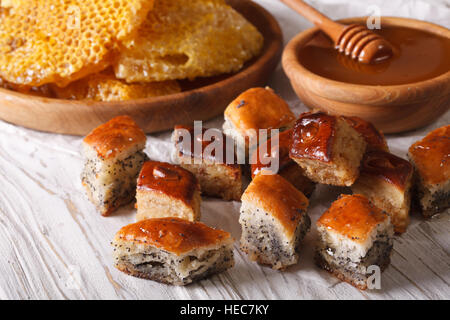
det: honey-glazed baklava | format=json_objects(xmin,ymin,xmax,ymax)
[
  {"xmin": 223, "ymin": 87, "xmax": 296, "ymax": 158},
  {"xmin": 408, "ymin": 125, "xmax": 450, "ymax": 217},
  {"xmin": 316, "ymin": 194, "xmax": 394, "ymax": 290},
  {"xmin": 239, "ymin": 174, "xmax": 310, "ymax": 270},
  {"xmin": 136, "ymin": 161, "xmax": 201, "ymax": 222},
  {"xmin": 352, "ymin": 150, "xmax": 413, "ymax": 233},
  {"xmin": 172, "ymin": 125, "xmax": 242, "ymax": 201},
  {"xmin": 290, "ymin": 112, "xmax": 366, "ymax": 186},
  {"xmin": 113, "ymin": 217, "xmax": 234, "ymax": 285},
  {"xmin": 81, "ymin": 115, "xmax": 148, "ymax": 216}
]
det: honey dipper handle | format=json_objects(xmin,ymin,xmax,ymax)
[{"xmin": 280, "ymin": 0, "xmax": 345, "ymax": 42}]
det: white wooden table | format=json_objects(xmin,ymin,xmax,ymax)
[{"xmin": 0, "ymin": 0, "xmax": 449, "ymax": 300}]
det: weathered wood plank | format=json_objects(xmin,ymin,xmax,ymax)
[{"xmin": 0, "ymin": 0, "xmax": 448, "ymax": 301}]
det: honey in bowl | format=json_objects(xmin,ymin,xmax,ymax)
[{"xmin": 298, "ymin": 26, "xmax": 450, "ymax": 85}]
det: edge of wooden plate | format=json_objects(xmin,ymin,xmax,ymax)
[{"xmin": 0, "ymin": 0, "xmax": 283, "ymax": 135}]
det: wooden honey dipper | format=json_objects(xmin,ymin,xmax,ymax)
[{"xmin": 281, "ymin": 0, "xmax": 394, "ymax": 64}]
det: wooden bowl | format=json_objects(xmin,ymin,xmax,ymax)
[
  {"xmin": 282, "ymin": 17, "xmax": 450, "ymax": 133},
  {"xmin": 0, "ymin": 0, "xmax": 282, "ymax": 135}
]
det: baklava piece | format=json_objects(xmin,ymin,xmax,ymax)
[
  {"xmin": 316, "ymin": 194, "xmax": 394, "ymax": 290},
  {"xmin": 113, "ymin": 217, "xmax": 234, "ymax": 285},
  {"xmin": 81, "ymin": 115, "xmax": 148, "ymax": 216},
  {"xmin": 250, "ymin": 129, "xmax": 315, "ymax": 197},
  {"xmin": 239, "ymin": 174, "xmax": 310, "ymax": 270},
  {"xmin": 223, "ymin": 87, "xmax": 296, "ymax": 158},
  {"xmin": 136, "ymin": 161, "xmax": 201, "ymax": 222},
  {"xmin": 408, "ymin": 125, "xmax": 450, "ymax": 217},
  {"xmin": 344, "ymin": 116, "xmax": 389, "ymax": 152},
  {"xmin": 352, "ymin": 151, "xmax": 413, "ymax": 233},
  {"xmin": 289, "ymin": 112, "xmax": 366, "ymax": 186},
  {"xmin": 172, "ymin": 125, "xmax": 242, "ymax": 201}
]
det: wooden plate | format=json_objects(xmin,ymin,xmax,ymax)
[{"xmin": 0, "ymin": 0, "xmax": 282, "ymax": 135}]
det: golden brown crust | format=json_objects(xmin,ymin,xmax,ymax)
[
  {"xmin": 408, "ymin": 125, "xmax": 450, "ymax": 185},
  {"xmin": 173, "ymin": 125, "xmax": 238, "ymax": 168},
  {"xmin": 343, "ymin": 116, "xmax": 389, "ymax": 152},
  {"xmin": 83, "ymin": 115, "xmax": 146, "ymax": 159},
  {"xmin": 241, "ymin": 174, "xmax": 309, "ymax": 238},
  {"xmin": 317, "ymin": 194, "xmax": 389, "ymax": 243},
  {"xmin": 114, "ymin": 217, "xmax": 231, "ymax": 255},
  {"xmin": 224, "ymin": 87, "xmax": 295, "ymax": 132},
  {"xmin": 290, "ymin": 112, "xmax": 336, "ymax": 162},
  {"xmin": 137, "ymin": 161, "xmax": 199, "ymax": 206},
  {"xmin": 360, "ymin": 151, "xmax": 413, "ymax": 190},
  {"xmin": 250, "ymin": 129, "xmax": 293, "ymax": 177}
]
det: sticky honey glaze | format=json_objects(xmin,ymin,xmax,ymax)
[
  {"xmin": 137, "ymin": 161, "xmax": 198, "ymax": 204},
  {"xmin": 116, "ymin": 217, "xmax": 231, "ymax": 255},
  {"xmin": 298, "ymin": 26, "xmax": 450, "ymax": 85},
  {"xmin": 290, "ymin": 112, "xmax": 336, "ymax": 162},
  {"xmin": 361, "ymin": 150, "xmax": 413, "ymax": 189},
  {"xmin": 317, "ymin": 194, "xmax": 389, "ymax": 243},
  {"xmin": 408, "ymin": 125, "xmax": 450, "ymax": 185}
]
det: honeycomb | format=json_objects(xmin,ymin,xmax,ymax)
[
  {"xmin": 114, "ymin": 0, "xmax": 264, "ymax": 82},
  {"xmin": 51, "ymin": 71, "xmax": 180, "ymax": 101},
  {"xmin": 0, "ymin": 0, "xmax": 155, "ymax": 87}
]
